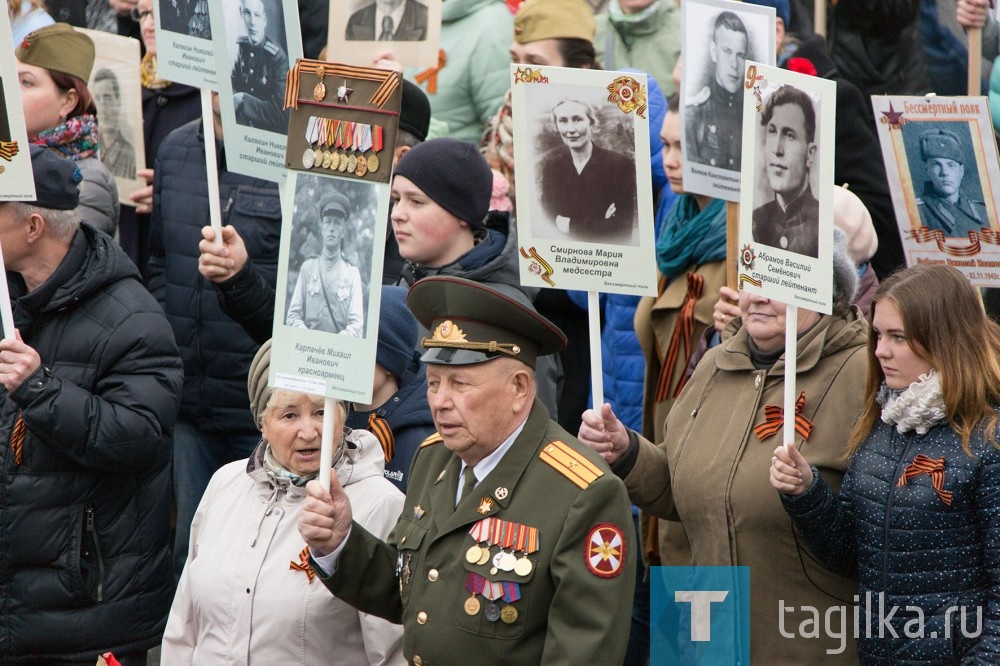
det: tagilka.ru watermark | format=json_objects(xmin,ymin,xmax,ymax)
[{"xmin": 780, "ymin": 591, "xmax": 983, "ymax": 655}]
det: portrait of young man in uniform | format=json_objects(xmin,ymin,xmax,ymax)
[
  {"xmin": 92, "ymin": 69, "xmax": 137, "ymax": 179},
  {"xmin": 751, "ymin": 84, "xmax": 820, "ymax": 258},
  {"xmin": 345, "ymin": 0, "xmax": 429, "ymax": 41},
  {"xmin": 913, "ymin": 128, "xmax": 988, "ymax": 237},
  {"xmin": 285, "ymin": 188, "xmax": 365, "ymax": 336},
  {"xmin": 685, "ymin": 10, "xmax": 748, "ymax": 171},
  {"xmin": 537, "ymin": 97, "xmax": 638, "ymax": 246},
  {"xmin": 229, "ymin": 0, "xmax": 289, "ymax": 134}
]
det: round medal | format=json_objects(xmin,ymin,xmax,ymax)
[
  {"xmin": 329, "ymin": 152, "xmax": 340, "ymax": 171},
  {"xmin": 321, "ymin": 150, "xmax": 332, "ymax": 169},
  {"xmin": 464, "ymin": 596, "xmax": 481, "ymax": 616},
  {"xmin": 484, "ymin": 603, "xmax": 501, "ymax": 622},
  {"xmin": 313, "ymin": 149, "xmax": 323, "ymax": 167},
  {"xmin": 302, "ymin": 148, "xmax": 315, "ymax": 169},
  {"xmin": 466, "ymin": 545, "xmax": 482, "ymax": 564},
  {"xmin": 338, "ymin": 153, "xmax": 348, "ymax": 172},
  {"xmin": 476, "ymin": 548, "xmax": 491, "ymax": 566},
  {"xmin": 514, "ymin": 557, "xmax": 533, "ymax": 577},
  {"xmin": 356, "ymin": 155, "xmax": 368, "ymax": 177},
  {"xmin": 313, "ymin": 81, "xmax": 326, "ymax": 102},
  {"xmin": 500, "ymin": 606, "xmax": 518, "ymax": 624},
  {"xmin": 347, "ymin": 154, "xmax": 358, "ymax": 173},
  {"xmin": 492, "ymin": 551, "xmax": 504, "ymax": 568},
  {"xmin": 367, "ymin": 153, "xmax": 380, "ymax": 173},
  {"xmin": 499, "ymin": 552, "xmax": 516, "ymax": 572}
]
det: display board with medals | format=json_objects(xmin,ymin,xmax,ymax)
[
  {"xmin": 270, "ymin": 59, "xmax": 401, "ymax": 406},
  {"xmin": 283, "ymin": 60, "xmax": 399, "ymax": 185}
]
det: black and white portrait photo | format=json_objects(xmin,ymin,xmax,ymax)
[
  {"xmin": 681, "ymin": 0, "xmax": 774, "ymax": 201},
  {"xmin": 345, "ymin": 0, "xmax": 428, "ymax": 41},
  {"xmin": 901, "ymin": 122, "xmax": 989, "ymax": 237},
  {"xmin": 751, "ymin": 84, "xmax": 820, "ymax": 258},
  {"xmin": 224, "ymin": 0, "xmax": 289, "ymax": 134},
  {"xmin": 527, "ymin": 86, "xmax": 639, "ymax": 246},
  {"xmin": 159, "ymin": 0, "xmax": 212, "ymax": 38},
  {"xmin": 92, "ymin": 69, "xmax": 137, "ymax": 179},
  {"xmin": 284, "ymin": 175, "xmax": 377, "ymax": 337}
]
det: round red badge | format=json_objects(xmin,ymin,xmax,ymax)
[{"xmin": 585, "ymin": 523, "xmax": 626, "ymax": 579}]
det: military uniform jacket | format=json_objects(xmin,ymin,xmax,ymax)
[
  {"xmin": 917, "ymin": 184, "xmax": 987, "ymax": 237},
  {"xmin": 752, "ymin": 187, "xmax": 820, "ymax": 258},
  {"xmin": 316, "ymin": 400, "xmax": 636, "ymax": 665},
  {"xmin": 684, "ymin": 77, "xmax": 742, "ymax": 170},
  {"xmin": 231, "ymin": 36, "xmax": 289, "ymax": 134},
  {"xmin": 285, "ymin": 255, "xmax": 363, "ymax": 336}
]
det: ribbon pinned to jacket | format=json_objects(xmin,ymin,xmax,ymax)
[
  {"xmin": 754, "ymin": 391, "xmax": 813, "ymax": 442},
  {"xmin": 290, "ymin": 546, "xmax": 316, "ymax": 583},
  {"xmin": 654, "ymin": 271, "xmax": 704, "ymax": 402},
  {"xmin": 415, "ymin": 50, "xmax": 447, "ymax": 94},
  {"xmin": 369, "ymin": 412, "xmax": 395, "ymax": 463},
  {"xmin": 896, "ymin": 454, "xmax": 953, "ymax": 506}
]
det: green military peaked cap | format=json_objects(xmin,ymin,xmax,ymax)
[{"xmin": 407, "ymin": 276, "xmax": 566, "ymax": 369}]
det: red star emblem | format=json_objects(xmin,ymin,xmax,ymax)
[{"xmin": 882, "ymin": 102, "xmax": 904, "ymax": 128}]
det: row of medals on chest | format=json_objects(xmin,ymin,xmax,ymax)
[
  {"xmin": 301, "ymin": 113, "xmax": 382, "ymax": 176},
  {"xmin": 462, "ymin": 517, "xmax": 540, "ymax": 623}
]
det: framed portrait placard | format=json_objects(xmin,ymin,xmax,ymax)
[
  {"xmin": 269, "ymin": 61, "xmax": 401, "ymax": 403},
  {"xmin": 327, "ymin": 0, "xmax": 442, "ymax": 70},
  {"xmin": 208, "ymin": 0, "xmax": 302, "ymax": 182},
  {"xmin": 681, "ymin": 0, "xmax": 775, "ymax": 202},
  {"xmin": 155, "ymin": 0, "xmax": 218, "ymax": 88},
  {"xmin": 0, "ymin": 10, "xmax": 34, "ymax": 200},
  {"xmin": 510, "ymin": 64, "xmax": 656, "ymax": 297},
  {"xmin": 872, "ymin": 95, "xmax": 1000, "ymax": 287},
  {"xmin": 81, "ymin": 29, "xmax": 146, "ymax": 206},
  {"xmin": 737, "ymin": 63, "xmax": 836, "ymax": 313}
]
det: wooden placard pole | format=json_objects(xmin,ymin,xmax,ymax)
[
  {"xmin": 588, "ymin": 291, "xmax": 604, "ymax": 409},
  {"xmin": 0, "ymin": 244, "xmax": 14, "ymax": 340},
  {"xmin": 969, "ymin": 27, "xmax": 983, "ymax": 96},
  {"xmin": 726, "ymin": 202, "xmax": 739, "ymax": 289},
  {"xmin": 814, "ymin": 0, "xmax": 826, "ymax": 38},
  {"xmin": 200, "ymin": 89, "xmax": 224, "ymax": 245},
  {"xmin": 319, "ymin": 397, "xmax": 337, "ymax": 491},
  {"xmin": 783, "ymin": 304, "xmax": 798, "ymax": 449}
]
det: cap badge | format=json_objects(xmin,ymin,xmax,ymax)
[{"xmin": 432, "ymin": 320, "xmax": 467, "ymax": 343}]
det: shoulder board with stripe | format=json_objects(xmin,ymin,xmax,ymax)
[
  {"xmin": 539, "ymin": 440, "xmax": 604, "ymax": 489},
  {"xmin": 420, "ymin": 433, "xmax": 444, "ymax": 448}
]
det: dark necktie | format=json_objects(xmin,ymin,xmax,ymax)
[
  {"xmin": 459, "ymin": 465, "xmax": 476, "ymax": 505},
  {"xmin": 379, "ymin": 15, "xmax": 394, "ymax": 41}
]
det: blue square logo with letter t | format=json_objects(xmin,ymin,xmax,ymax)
[{"xmin": 650, "ymin": 566, "xmax": 751, "ymax": 665}]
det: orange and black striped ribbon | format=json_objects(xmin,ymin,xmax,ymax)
[
  {"xmin": 289, "ymin": 546, "xmax": 316, "ymax": 583},
  {"xmin": 654, "ymin": 272, "xmax": 704, "ymax": 402},
  {"xmin": 283, "ymin": 59, "xmax": 401, "ymax": 110},
  {"xmin": 896, "ymin": 454, "xmax": 953, "ymax": 506},
  {"xmin": 368, "ymin": 413, "xmax": 395, "ymax": 463},
  {"xmin": 753, "ymin": 391, "xmax": 814, "ymax": 442},
  {"xmin": 909, "ymin": 226, "xmax": 1000, "ymax": 258},
  {"xmin": 10, "ymin": 411, "xmax": 25, "ymax": 466},
  {"xmin": 415, "ymin": 50, "xmax": 447, "ymax": 95},
  {"xmin": 0, "ymin": 141, "xmax": 19, "ymax": 162}
]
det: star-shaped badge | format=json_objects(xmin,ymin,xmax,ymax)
[
  {"xmin": 477, "ymin": 497, "xmax": 495, "ymax": 515},
  {"xmin": 881, "ymin": 101, "xmax": 904, "ymax": 128},
  {"xmin": 337, "ymin": 80, "xmax": 353, "ymax": 104}
]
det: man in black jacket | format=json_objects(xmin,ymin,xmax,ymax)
[{"xmin": 0, "ymin": 145, "xmax": 182, "ymax": 663}]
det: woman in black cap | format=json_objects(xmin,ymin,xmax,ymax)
[{"xmin": 16, "ymin": 23, "xmax": 118, "ymax": 235}]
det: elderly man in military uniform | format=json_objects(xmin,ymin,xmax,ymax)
[
  {"xmin": 685, "ymin": 10, "xmax": 748, "ymax": 171},
  {"xmin": 230, "ymin": 0, "xmax": 289, "ymax": 134},
  {"xmin": 916, "ymin": 129, "xmax": 988, "ymax": 237},
  {"xmin": 299, "ymin": 276, "xmax": 636, "ymax": 665},
  {"xmin": 285, "ymin": 191, "xmax": 364, "ymax": 336},
  {"xmin": 752, "ymin": 85, "xmax": 820, "ymax": 258}
]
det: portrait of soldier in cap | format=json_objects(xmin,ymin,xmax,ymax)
[
  {"xmin": 685, "ymin": 10, "xmax": 749, "ymax": 171},
  {"xmin": 345, "ymin": 0, "xmax": 429, "ymax": 41},
  {"xmin": 285, "ymin": 185, "xmax": 365, "ymax": 336},
  {"xmin": 914, "ymin": 127, "xmax": 988, "ymax": 237},
  {"xmin": 228, "ymin": 0, "xmax": 289, "ymax": 134},
  {"xmin": 751, "ymin": 84, "xmax": 820, "ymax": 258}
]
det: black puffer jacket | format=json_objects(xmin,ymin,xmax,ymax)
[
  {"xmin": 147, "ymin": 119, "xmax": 281, "ymax": 435},
  {"xmin": 1, "ymin": 224, "xmax": 182, "ymax": 661},
  {"xmin": 783, "ymin": 414, "xmax": 1000, "ymax": 664}
]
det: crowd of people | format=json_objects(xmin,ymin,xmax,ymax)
[{"xmin": 0, "ymin": 0, "xmax": 999, "ymax": 664}]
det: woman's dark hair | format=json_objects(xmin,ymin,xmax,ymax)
[
  {"xmin": 557, "ymin": 38, "xmax": 601, "ymax": 70},
  {"xmin": 48, "ymin": 70, "xmax": 95, "ymax": 119}
]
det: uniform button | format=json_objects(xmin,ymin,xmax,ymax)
[
  {"xmin": 417, "ymin": 611, "xmax": 428, "ymax": 624},
  {"xmin": 413, "ymin": 657, "xmax": 422, "ymax": 666},
  {"xmin": 427, "ymin": 569, "xmax": 439, "ymax": 582}
]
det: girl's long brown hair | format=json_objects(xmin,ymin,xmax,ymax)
[{"xmin": 846, "ymin": 264, "xmax": 1000, "ymax": 457}]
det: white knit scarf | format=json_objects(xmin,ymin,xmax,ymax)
[{"xmin": 877, "ymin": 370, "xmax": 947, "ymax": 435}]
